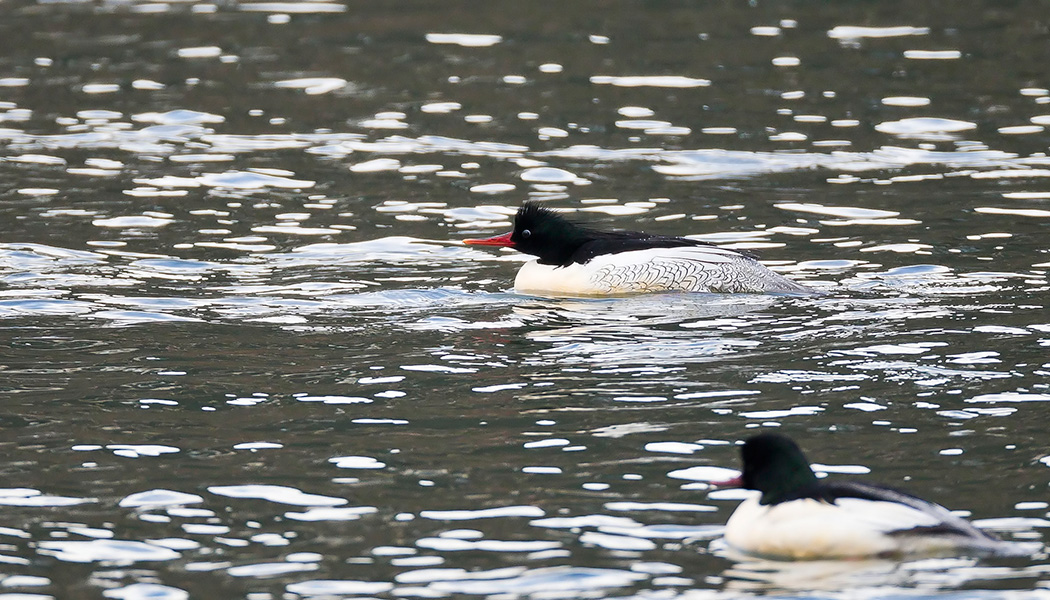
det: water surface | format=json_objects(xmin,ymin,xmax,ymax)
[{"xmin": 1, "ymin": 1, "xmax": 1050, "ymax": 598}]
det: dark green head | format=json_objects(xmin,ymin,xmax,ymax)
[{"xmin": 738, "ymin": 433, "xmax": 820, "ymax": 505}]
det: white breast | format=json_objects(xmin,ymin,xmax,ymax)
[
  {"xmin": 513, "ymin": 247, "xmax": 811, "ymax": 297},
  {"xmin": 723, "ymin": 494, "xmax": 953, "ymax": 560}
]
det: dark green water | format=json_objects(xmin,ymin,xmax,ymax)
[{"xmin": 1, "ymin": 1, "xmax": 1049, "ymax": 598}]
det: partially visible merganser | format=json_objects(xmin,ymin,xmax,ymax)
[
  {"xmin": 462, "ymin": 203, "xmax": 816, "ymax": 297},
  {"xmin": 714, "ymin": 433, "xmax": 1040, "ymax": 560}
]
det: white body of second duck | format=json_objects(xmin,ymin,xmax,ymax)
[{"xmin": 713, "ymin": 433, "xmax": 1040, "ymax": 560}]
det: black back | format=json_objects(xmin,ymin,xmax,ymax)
[{"xmin": 511, "ymin": 203, "xmax": 721, "ymax": 267}]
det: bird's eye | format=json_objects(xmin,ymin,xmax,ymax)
[{"xmin": 520, "ymin": 229, "xmax": 531, "ymax": 239}]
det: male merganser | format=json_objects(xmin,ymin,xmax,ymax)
[
  {"xmin": 462, "ymin": 203, "xmax": 815, "ymax": 297},
  {"xmin": 714, "ymin": 433, "xmax": 1037, "ymax": 560}
]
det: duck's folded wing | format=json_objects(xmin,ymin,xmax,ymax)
[
  {"xmin": 832, "ymin": 497, "xmax": 948, "ymax": 535},
  {"xmin": 828, "ymin": 482, "xmax": 997, "ymax": 540}
]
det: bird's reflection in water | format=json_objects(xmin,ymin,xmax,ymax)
[
  {"xmin": 712, "ymin": 539, "xmax": 1049, "ymax": 594},
  {"xmin": 719, "ymin": 551, "xmax": 909, "ymax": 593},
  {"xmin": 515, "ymin": 292, "xmax": 781, "ymax": 333}
]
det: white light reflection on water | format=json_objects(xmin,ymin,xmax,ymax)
[
  {"xmin": 37, "ymin": 540, "xmax": 181, "ymax": 563},
  {"xmin": 208, "ymin": 485, "xmax": 347, "ymax": 507},
  {"xmin": 103, "ymin": 583, "xmax": 188, "ymax": 600},
  {"xmin": 396, "ymin": 566, "xmax": 647, "ymax": 595},
  {"xmin": 11, "ymin": 104, "xmax": 1050, "ymax": 188},
  {"xmin": 0, "ymin": 489, "xmax": 94, "ymax": 507}
]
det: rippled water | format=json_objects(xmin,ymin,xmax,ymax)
[{"xmin": 2, "ymin": 1, "xmax": 1050, "ymax": 598}]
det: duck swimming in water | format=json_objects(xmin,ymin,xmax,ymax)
[
  {"xmin": 713, "ymin": 432, "xmax": 1041, "ymax": 560},
  {"xmin": 463, "ymin": 203, "xmax": 815, "ymax": 297}
]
